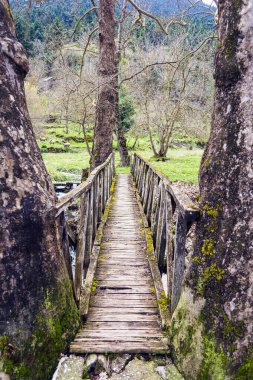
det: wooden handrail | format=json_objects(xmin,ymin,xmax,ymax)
[
  {"xmin": 133, "ymin": 153, "xmax": 199, "ymax": 220},
  {"xmin": 55, "ymin": 153, "xmax": 115, "ymax": 303},
  {"xmin": 55, "ymin": 154, "xmax": 114, "ymax": 217},
  {"xmin": 131, "ymin": 153, "xmax": 200, "ymax": 314}
]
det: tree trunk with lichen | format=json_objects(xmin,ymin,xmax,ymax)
[
  {"xmin": 0, "ymin": 2, "xmax": 79, "ymax": 379},
  {"xmin": 171, "ymin": 1, "xmax": 253, "ymax": 378},
  {"xmin": 91, "ymin": 0, "xmax": 116, "ymax": 169}
]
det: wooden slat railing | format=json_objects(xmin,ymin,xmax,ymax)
[
  {"xmin": 55, "ymin": 154, "xmax": 115, "ymax": 302},
  {"xmin": 132, "ymin": 153, "xmax": 199, "ymax": 313}
]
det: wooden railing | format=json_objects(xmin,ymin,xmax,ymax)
[
  {"xmin": 132, "ymin": 153, "xmax": 199, "ymax": 313},
  {"xmin": 55, "ymin": 154, "xmax": 115, "ymax": 302}
]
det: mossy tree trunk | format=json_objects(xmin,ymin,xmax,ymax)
[
  {"xmin": 0, "ymin": 2, "xmax": 80, "ymax": 379},
  {"xmin": 171, "ymin": 1, "xmax": 253, "ymax": 378},
  {"xmin": 91, "ymin": 0, "xmax": 116, "ymax": 169}
]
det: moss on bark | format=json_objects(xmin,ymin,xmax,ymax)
[{"xmin": 0, "ymin": 278, "xmax": 80, "ymax": 380}]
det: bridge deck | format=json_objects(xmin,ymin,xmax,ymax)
[{"xmin": 70, "ymin": 174, "xmax": 168, "ymax": 354}]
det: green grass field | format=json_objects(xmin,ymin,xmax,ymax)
[
  {"xmin": 42, "ymin": 148, "xmax": 202, "ymax": 184},
  {"xmin": 136, "ymin": 149, "xmax": 203, "ymax": 184},
  {"xmin": 40, "ymin": 124, "xmax": 204, "ymax": 184}
]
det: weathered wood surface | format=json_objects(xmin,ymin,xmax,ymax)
[
  {"xmin": 55, "ymin": 153, "xmax": 114, "ymax": 301},
  {"xmin": 132, "ymin": 153, "xmax": 200, "ymax": 314},
  {"xmin": 70, "ymin": 175, "xmax": 168, "ymax": 354}
]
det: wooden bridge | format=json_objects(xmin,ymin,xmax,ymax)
[{"xmin": 55, "ymin": 153, "xmax": 199, "ymax": 354}]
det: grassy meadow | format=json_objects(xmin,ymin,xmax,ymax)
[{"xmin": 39, "ymin": 123, "xmax": 204, "ymax": 185}]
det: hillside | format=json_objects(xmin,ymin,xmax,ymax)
[
  {"xmin": 10, "ymin": 0, "xmax": 214, "ymax": 55},
  {"xmin": 10, "ymin": 0, "xmax": 213, "ymax": 18},
  {"xmin": 136, "ymin": 0, "xmax": 213, "ymax": 16}
]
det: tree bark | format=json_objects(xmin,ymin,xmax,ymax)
[
  {"xmin": 0, "ymin": 2, "xmax": 79, "ymax": 378},
  {"xmin": 115, "ymin": 0, "xmax": 130, "ymax": 167},
  {"xmin": 91, "ymin": 0, "xmax": 116, "ymax": 169},
  {"xmin": 170, "ymin": 1, "xmax": 253, "ymax": 378}
]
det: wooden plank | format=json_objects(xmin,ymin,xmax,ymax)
[
  {"xmin": 70, "ymin": 341, "xmax": 168, "ymax": 354},
  {"xmin": 76, "ymin": 330, "xmax": 164, "ymax": 338},
  {"xmin": 91, "ymin": 300, "xmax": 156, "ymax": 307},
  {"xmin": 95, "ymin": 275, "xmax": 150, "ymax": 281},
  {"xmin": 89, "ymin": 308, "xmax": 158, "ymax": 314},
  {"xmin": 84, "ymin": 321, "xmax": 161, "ymax": 329},
  {"xmin": 73, "ymin": 337, "xmax": 167, "ymax": 343},
  {"xmin": 166, "ymin": 193, "xmax": 174, "ymax": 313},
  {"xmin": 91, "ymin": 304, "xmax": 157, "ymax": 310},
  {"xmin": 87, "ymin": 315, "xmax": 158, "ymax": 322},
  {"xmin": 92, "ymin": 294, "xmax": 156, "ymax": 301},
  {"xmin": 66, "ymin": 222, "xmax": 77, "ymax": 245},
  {"xmin": 56, "ymin": 212, "xmax": 76, "ymax": 300},
  {"xmin": 96, "ymin": 280, "xmax": 152, "ymax": 286},
  {"xmin": 97, "ymin": 262, "xmax": 149, "ymax": 267},
  {"xmin": 75, "ymin": 193, "xmax": 88, "ymax": 300},
  {"xmin": 171, "ymin": 212, "xmax": 188, "ymax": 313}
]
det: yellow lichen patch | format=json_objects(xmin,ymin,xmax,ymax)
[
  {"xmin": 201, "ymin": 239, "xmax": 216, "ymax": 257},
  {"xmin": 91, "ymin": 277, "xmax": 98, "ymax": 293},
  {"xmin": 203, "ymin": 264, "xmax": 225, "ymax": 282},
  {"xmin": 159, "ymin": 291, "xmax": 168, "ymax": 314},
  {"xmin": 203, "ymin": 204, "xmax": 222, "ymax": 218}
]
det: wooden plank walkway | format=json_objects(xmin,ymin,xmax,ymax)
[{"xmin": 70, "ymin": 174, "xmax": 168, "ymax": 354}]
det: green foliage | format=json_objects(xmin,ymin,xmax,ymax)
[
  {"xmin": 235, "ymin": 352, "xmax": 253, "ymax": 379},
  {"xmin": 200, "ymin": 336, "xmax": 227, "ymax": 380},
  {"xmin": 119, "ymin": 92, "xmax": 135, "ymax": 132}
]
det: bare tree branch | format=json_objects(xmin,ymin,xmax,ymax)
[
  {"xmin": 127, "ymin": 0, "xmax": 180, "ymax": 35},
  {"xmin": 120, "ymin": 35, "xmax": 216, "ymax": 86},
  {"xmin": 79, "ymin": 26, "xmax": 99, "ymax": 78},
  {"xmin": 71, "ymin": 7, "xmax": 98, "ymax": 38}
]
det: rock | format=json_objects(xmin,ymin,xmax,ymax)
[
  {"xmin": 110, "ymin": 358, "xmax": 161, "ymax": 380},
  {"xmin": 155, "ymin": 366, "xmax": 166, "ymax": 378},
  {"xmin": 111, "ymin": 354, "xmax": 132, "ymax": 374},
  {"xmin": 98, "ymin": 354, "xmax": 111, "ymax": 375},
  {"xmin": 86, "ymin": 353, "xmax": 98, "ymax": 372},
  {"xmin": 98, "ymin": 371, "xmax": 109, "ymax": 379},
  {"xmin": 0, "ymin": 373, "xmax": 11, "ymax": 380},
  {"xmin": 52, "ymin": 355, "xmax": 85, "ymax": 380},
  {"xmin": 155, "ymin": 364, "xmax": 184, "ymax": 380}
]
